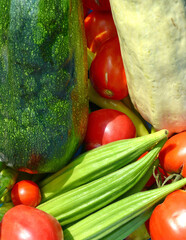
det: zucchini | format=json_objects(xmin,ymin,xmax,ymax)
[
  {"xmin": 0, "ymin": 0, "xmax": 88, "ymax": 173},
  {"xmin": 40, "ymin": 129, "xmax": 168, "ymax": 202}
]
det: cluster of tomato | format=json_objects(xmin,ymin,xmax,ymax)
[{"xmin": 82, "ymin": 1, "xmax": 186, "ymax": 240}]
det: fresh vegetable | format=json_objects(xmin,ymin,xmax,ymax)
[
  {"xmin": 0, "ymin": 0, "xmax": 89, "ymax": 173},
  {"xmin": 63, "ymin": 178, "xmax": 186, "ymax": 240},
  {"xmin": 84, "ymin": 11, "xmax": 117, "ymax": 53},
  {"xmin": 90, "ymin": 37, "xmax": 128, "ymax": 100},
  {"xmin": 40, "ymin": 130, "xmax": 168, "ymax": 202},
  {"xmin": 88, "ymin": 79, "xmax": 149, "ymax": 136},
  {"xmin": 149, "ymin": 189, "xmax": 186, "ymax": 240},
  {"xmin": 159, "ymin": 131, "xmax": 186, "ymax": 177},
  {"xmin": 109, "ymin": 0, "xmax": 186, "ymax": 135},
  {"xmin": 126, "ymin": 223, "xmax": 150, "ymax": 240},
  {"xmin": 11, "ymin": 180, "xmax": 41, "ymax": 207},
  {"xmin": 0, "ymin": 167, "xmax": 18, "ymax": 200},
  {"xmin": 87, "ymin": 50, "xmax": 149, "ymax": 137},
  {"xmin": 138, "ymin": 152, "xmax": 167, "ymax": 188},
  {"xmin": 0, "ymin": 202, "xmax": 14, "ymax": 222},
  {"xmin": 84, "ymin": 108, "xmax": 136, "ymax": 150},
  {"xmin": 0, "ymin": 205, "xmax": 64, "ymax": 240},
  {"xmin": 38, "ymin": 139, "xmax": 166, "ymax": 226},
  {"xmin": 83, "ymin": 0, "xmax": 111, "ymax": 11}
]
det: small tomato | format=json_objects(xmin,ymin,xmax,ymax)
[
  {"xmin": 84, "ymin": 109, "xmax": 136, "ymax": 151},
  {"xmin": 83, "ymin": 0, "xmax": 111, "ymax": 11},
  {"xmin": 90, "ymin": 37, "xmax": 128, "ymax": 100},
  {"xmin": 84, "ymin": 11, "xmax": 117, "ymax": 53},
  {"xmin": 11, "ymin": 180, "xmax": 41, "ymax": 207}
]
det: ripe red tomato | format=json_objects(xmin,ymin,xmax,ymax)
[
  {"xmin": 0, "ymin": 205, "xmax": 63, "ymax": 240},
  {"xmin": 159, "ymin": 131, "xmax": 186, "ymax": 177},
  {"xmin": 84, "ymin": 11, "xmax": 117, "ymax": 53},
  {"xmin": 90, "ymin": 37, "xmax": 128, "ymax": 100},
  {"xmin": 84, "ymin": 109, "xmax": 136, "ymax": 150},
  {"xmin": 149, "ymin": 190, "xmax": 186, "ymax": 240},
  {"xmin": 11, "ymin": 180, "xmax": 41, "ymax": 207},
  {"xmin": 83, "ymin": 0, "xmax": 111, "ymax": 11}
]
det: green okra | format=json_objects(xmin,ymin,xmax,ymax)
[
  {"xmin": 63, "ymin": 177, "xmax": 186, "ymax": 240},
  {"xmin": 37, "ymin": 139, "xmax": 166, "ymax": 226},
  {"xmin": 40, "ymin": 129, "xmax": 168, "ymax": 202}
]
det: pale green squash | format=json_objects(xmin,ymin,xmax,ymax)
[{"xmin": 110, "ymin": 0, "xmax": 186, "ymax": 135}]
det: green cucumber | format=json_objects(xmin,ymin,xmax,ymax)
[
  {"xmin": 63, "ymin": 177, "xmax": 186, "ymax": 240},
  {"xmin": 40, "ymin": 129, "xmax": 168, "ymax": 201},
  {"xmin": 37, "ymin": 139, "xmax": 166, "ymax": 226},
  {"xmin": 0, "ymin": 0, "xmax": 88, "ymax": 173}
]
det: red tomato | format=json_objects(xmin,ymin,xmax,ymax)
[
  {"xmin": 159, "ymin": 131, "xmax": 186, "ymax": 177},
  {"xmin": 84, "ymin": 109, "xmax": 136, "ymax": 150},
  {"xmin": 90, "ymin": 37, "xmax": 128, "ymax": 100},
  {"xmin": 11, "ymin": 180, "xmax": 41, "ymax": 207},
  {"xmin": 149, "ymin": 190, "xmax": 186, "ymax": 240},
  {"xmin": 0, "ymin": 205, "xmax": 63, "ymax": 240},
  {"xmin": 84, "ymin": 11, "xmax": 117, "ymax": 53},
  {"xmin": 83, "ymin": 0, "xmax": 111, "ymax": 11}
]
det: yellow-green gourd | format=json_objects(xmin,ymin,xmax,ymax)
[{"xmin": 109, "ymin": 0, "xmax": 186, "ymax": 135}]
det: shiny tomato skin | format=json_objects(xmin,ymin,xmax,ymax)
[
  {"xmin": 84, "ymin": 109, "xmax": 136, "ymax": 151},
  {"xmin": 90, "ymin": 37, "xmax": 128, "ymax": 100},
  {"xmin": 83, "ymin": 0, "xmax": 111, "ymax": 11},
  {"xmin": 84, "ymin": 11, "xmax": 117, "ymax": 53},
  {"xmin": 11, "ymin": 180, "xmax": 41, "ymax": 207},
  {"xmin": 149, "ymin": 190, "xmax": 186, "ymax": 240},
  {"xmin": 1, "ymin": 205, "xmax": 63, "ymax": 240},
  {"xmin": 159, "ymin": 131, "xmax": 186, "ymax": 177}
]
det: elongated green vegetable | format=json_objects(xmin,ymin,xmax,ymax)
[
  {"xmin": 40, "ymin": 130, "xmax": 168, "ymax": 202},
  {"xmin": 101, "ymin": 208, "xmax": 153, "ymax": 240},
  {"xmin": 38, "ymin": 139, "xmax": 166, "ymax": 226},
  {"xmin": 63, "ymin": 177, "xmax": 186, "ymax": 240},
  {"xmin": 0, "ymin": 167, "xmax": 18, "ymax": 200},
  {"xmin": 117, "ymin": 158, "xmax": 160, "ymax": 201}
]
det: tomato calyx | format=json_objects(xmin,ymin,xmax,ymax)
[{"xmin": 153, "ymin": 166, "xmax": 183, "ymax": 188}]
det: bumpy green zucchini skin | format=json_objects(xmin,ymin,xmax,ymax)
[{"xmin": 0, "ymin": 0, "xmax": 89, "ymax": 173}]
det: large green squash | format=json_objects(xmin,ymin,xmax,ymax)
[{"xmin": 0, "ymin": 0, "xmax": 89, "ymax": 173}]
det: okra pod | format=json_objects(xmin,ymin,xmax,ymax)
[
  {"xmin": 63, "ymin": 177, "xmax": 186, "ymax": 240},
  {"xmin": 40, "ymin": 130, "xmax": 168, "ymax": 202},
  {"xmin": 38, "ymin": 139, "xmax": 166, "ymax": 226},
  {"xmin": 101, "ymin": 208, "xmax": 153, "ymax": 240}
]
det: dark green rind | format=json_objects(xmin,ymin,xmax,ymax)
[{"xmin": 0, "ymin": 0, "xmax": 89, "ymax": 173}]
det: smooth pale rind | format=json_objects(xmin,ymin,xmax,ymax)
[{"xmin": 110, "ymin": 0, "xmax": 186, "ymax": 135}]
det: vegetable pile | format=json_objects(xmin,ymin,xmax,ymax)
[{"xmin": 0, "ymin": 0, "xmax": 186, "ymax": 240}]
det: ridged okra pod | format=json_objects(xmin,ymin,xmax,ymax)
[
  {"xmin": 40, "ymin": 129, "xmax": 168, "ymax": 202},
  {"xmin": 37, "ymin": 139, "xmax": 167, "ymax": 226},
  {"xmin": 63, "ymin": 177, "xmax": 186, "ymax": 240}
]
